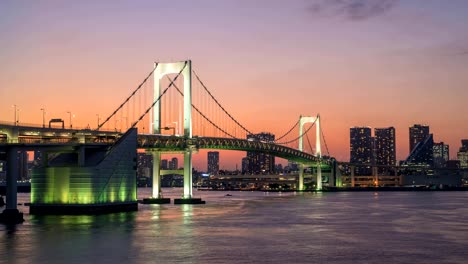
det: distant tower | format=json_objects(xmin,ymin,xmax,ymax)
[
  {"xmin": 374, "ymin": 127, "xmax": 396, "ymax": 166},
  {"xmin": 246, "ymin": 132, "xmax": 275, "ymax": 174},
  {"xmin": 457, "ymin": 140, "xmax": 468, "ymax": 169},
  {"xmin": 207, "ymin": 151, "xmax": 220, "ymax": 175},
  {"xmin": 161, "ymin": 159, "xmax": 168, "ymax": 170},
  {"xmin": 170, "ymin": 157, "xmax": 178, "ymax": 170},
  {"xmin": 350, "ymin": 127, "xmax": 372, "ymax": 175},
  {"xmin": 409, "ymin": 124, "xmax": 429, "ymax": 154},
  {"xmin": 433, "ymin": 142, "xmax": 449, "ymax": 168},
  {"xmin": 241, "ymin": 157, "xmax": 249, "ymax": 174}
]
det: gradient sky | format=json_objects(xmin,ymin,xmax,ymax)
[{"xmin": 1, "ymin": 0, "xmax": 468, "ymax": 170}]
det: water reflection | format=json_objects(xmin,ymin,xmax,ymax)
[{"xmin": 2, "ymin": 190, "xmax": 468, "ymax": 263}]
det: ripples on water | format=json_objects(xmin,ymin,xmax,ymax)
[{"xmin": 1, "ymin": 189, "xmax": 468, "ymax": 264}]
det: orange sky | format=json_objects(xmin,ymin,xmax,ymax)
[{"xmin": 1, "ymin": 1, "xmax": 468, "ymax": 170}]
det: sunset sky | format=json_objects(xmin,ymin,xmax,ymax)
[{"xmin": 1, "ymin": 0, "xmax": 467, "ymax": 170}]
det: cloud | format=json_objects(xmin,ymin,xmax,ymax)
[{"xmin": 308, "ymin": 0, "xmax": 399, "ymax": 21}]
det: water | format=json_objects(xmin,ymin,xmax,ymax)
[{"xmin": 1, "ymin": 189, "xmax": 468, "ymax": 264}]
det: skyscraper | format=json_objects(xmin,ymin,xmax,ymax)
[
  {"xmin": 207, "ymin": 151, "xmax": 219, "ymax": 175},
  {"xmin": 246, "ymin": 132, "xmax": 275, "ymax": 174},
  {"xmin": 169, "ymin": 157, "xmax": 178, "ymax": 170},
  {"xmin": 457, "ymin": 140, "xmax": 468, "ymax": 169},
  {"xmin": 374, "ymin": 127, "xmax": 396, "ymax": 166},
  {"xmin": 161, "ymin": 159, "xmax": 168, "ymax": 170},
  {"xmin": 241, "ymin": 157, "xmax": 249, "ymax": 174},
  {"xmin": 409, "ymin": 124, "xmax": 429, "ymax": 154},
  {"xmin": 350, "ymin": 127, "xmax": 372, "ymax": 175},
  {"xmin": 405, "ymin": 134, "xmax": 434, "ymax": 166},
  {"xmin": 433, "ymin": 142, "xmax": 449, "ymax": 168}
]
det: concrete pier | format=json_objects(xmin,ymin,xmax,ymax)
[{"xmin": 0, "ymin": 147, "xmax": 24, "ymax": 224}]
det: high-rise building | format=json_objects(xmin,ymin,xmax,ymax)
[
  {"xmin": 374, "ymin": 127, "xmax": 396, "ymax": 166},
  {"xmin": 137, "ymin": 153, "xmax": 153, "ymax": 178},
  {"xmin": 433, "ymin": 142, "xmax": 449, "ymax": 168},
  {"xmin": 241, "ymin": 157, "xmax": 249, "ymax": 174},
  {"xmin": 405, "ymin": 134, "xmax": 434, "ymax": 166},
  {"xmin": 169, "ymin": 157, "xmax": 178, "ymax": 170},
  {"xmin": 207, "ymin": 151, "xmax": 219, "ymax": 175},
  {"xmin": 457, "ymin": 140, "xmax": 468, "ymax": 169},
  {"xmin": 246, "ymin": 132, "xmax": 275, "ymax": 174},
  {"xmin": 161, "ymin": 159, "xmax": 168, "ymax": 170},
  {"xmin": 350, "ymin": 127, "xmax": 372, "ymax": 175},
  {"xmin": 409, "ymin": 124, "xmax": 429, "ymax": 154}
]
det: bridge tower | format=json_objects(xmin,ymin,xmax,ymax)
[
  {"xmin": 298, "ymin": 115, "xmax": 322, "ymax": 191},
  {"xmin": 147, "ymin": 60, "xmax": 204, "ymax": 204}
]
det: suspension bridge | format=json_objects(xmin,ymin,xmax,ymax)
[{"xmin": 0, "ymin": 60, "xmax": 333, "ymax": 223}]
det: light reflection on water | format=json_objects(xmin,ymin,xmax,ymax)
[{"xmin": 1, "ymin": 188, "xmax": 468, "ymax": 264}]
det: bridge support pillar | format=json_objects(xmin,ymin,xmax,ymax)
[
  {"xmin": 183, "ymin": 151, "xmax": 192, "ymax": 199},
  {"xmin": 316, "ymin": 162, "xmax": 322, "ymax": 191},
  {"xmin": 174, "ymin": 150, "xmax": 205, "ymax": 204},
  {"xmin": 0, "ymin": 147, "xmax": 24, "ymax": 224},
  {"xmin": 298, "ymin": 164, "xmax": 304, "ymax": 191},
  {"xmin": 142, "ymin": 152, "xmax": 170, "ymax": 204}
]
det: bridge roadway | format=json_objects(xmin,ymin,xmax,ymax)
[{"xmin": 0, "ymin": 124, "xmax": 328, "ymax": 165}]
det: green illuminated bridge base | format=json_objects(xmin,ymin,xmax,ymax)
[{"xmin": 29, "ymin": 129, "xmax": 139, "ymax": 214}]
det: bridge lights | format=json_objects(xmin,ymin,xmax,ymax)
[
  {"xmin": 40, "ymin": 108, "xmax": 46, "ymax": 128},
  {"xmin": 11, "ymin": 105, "xmax": 19, "ymax": 126},
  {"xmin": 66, "ymin": 111, "xmax": 74, "ymax": 129}
]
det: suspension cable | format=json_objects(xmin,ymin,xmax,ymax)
[
  {"xmin": 275, "ymin": 119, "xmax": 300, "ymax": 142},
  {"xmin": 99, "ymin": 63, "xmax": 158, "ymax": 130},
  {"xmin": 192, "ymin": 69, "xmax": 254, "ymax": 136},
  {"xmin": 320, "ymin": 121, "xmax": 330, "ymax": 156},
  {"xmin": 168, "ymin": 76, "xmax": 237, "ymax": 138},
  {"xmin": 131, "ymin": 62, "xmax": 187, "ymax": 128},
  {"xmin": 275, "ymin": 115, "xmax": 318, "ymax": 145}
]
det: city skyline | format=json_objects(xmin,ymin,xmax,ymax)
[{"xmin": 1, "ymin": 1, "xmax": 468, "ymax": 169}]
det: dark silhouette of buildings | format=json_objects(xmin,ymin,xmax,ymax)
[
  {"xmin": 207, "ymin": 151, "xmax": 219, "ymax": 175},
  {"xmin": 374, "ymin": 127, "xmax": 396, "ymax": 166},
  {"xmin": 350, "ymin": 127, "xmax": 372, "ymax": 175},
  {"xmin": 409, "ymin": 124, "xmax": 429, "ymax": 154},
  {"xmin": 405, "ymin": 134, "xmax": 434, "ymax": 166},
  {"xmin": 457, "ymin": 140, "xmax": 468, "ymax": 169},
  {"xmin": 433, "ymin": 142, "xmax": 449, "ymax": 168},
  {"xmin": 245, "ymin": 132, "xmax": 275, "ymax": 174}
]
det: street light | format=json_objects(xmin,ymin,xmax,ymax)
[
  {"xmin": 66, "ymin": 111, "xmax": 73, "ymax": 129},
  {"xmin": 96, "ymin": 114, "xmax": 100, "ymax": 130},
  {"xmin": 12, "ymin": 105, "xmax": 17, "ymax": 126},
  {"xmin": 40, "ymin": 108, "xmax": 46, "ymax": 128},
  {"xmin": 16, "ymin": 108, "xmax": 20, "ymax": 125}
]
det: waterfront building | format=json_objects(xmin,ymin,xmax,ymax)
[
  {"xmin": 137, "ymin": 153, "xmax": 152, "ymax": 177},
  {"xmin": 350, "ymin": 127, "xmax": 372, "ymax": 175},
  {"xmin": 241, "ymin": 157, "xmax": 249, "ymax": 174},
  {"xmin": 161, "ymin": 159, "xmax": 168, "ymax": 170},
  {"xmin": 207, "ymin": 151, "xmax": 219, "ymax": 175},
  {"xmin": 433, "ymin": 142, "xmax": 449, "ymax": 168},
  {"xmin": 374, "ymin": 127, "xmax": 396, "ymax": 166},
  {"xmin": 405, "ymin": 134, "xmax": 434, "ymax": 166},
  {"xmin": 246, "ymin": 132, "xmax": 275, "ymax": 174},
  {"xmin": 409, "ymin": 124, "xmax": 429, "ymax": 154},
  {"xmin": 457, "ymin": 140, "xmax": 468, "ymax": 169},
  {"xmin": 169, "ymin": 157, "xmax": 178, "ymax": 170}
]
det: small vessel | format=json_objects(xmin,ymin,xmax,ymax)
[{"xmin": 225, "ymin": 194, "xmax": 232, "ymax": 197}]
